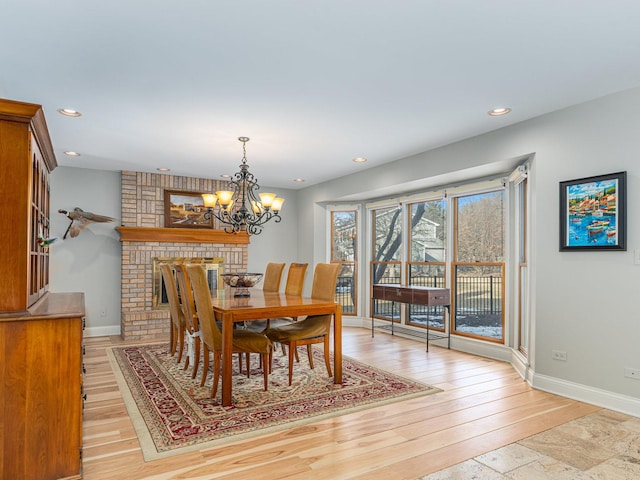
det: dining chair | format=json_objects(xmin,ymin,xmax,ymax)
[
  {"xmin": 160, "ymin": 263, "xmax": 187, "ymax": 364},
  {"xmin": 284, "ymin": 262, "xmax": 309, "ymax": 296},
  {"xmin": 174, "ymin": 263, "xmax": 202, "ymax": 379},
  {"xmin": 187, "ymin": 264, "xmax": 273, "ymax": 397},
  {"xmin": 264, "ymin": 262, "xmax": 309, "ymax": 357},
  {"xmin": 237, "ymin": 261, "xmax": 285, "ymax": 370},
  {"xmin": 265, "ymin": 262, "xmax": 340, "ymax": 385},
  {"xmin": 262, "ymin": 262, "xmax": 285, "ymax": 292},
  {"xmin": 264, "ymin": 262, "xmax": 308, "ymax": 332}
]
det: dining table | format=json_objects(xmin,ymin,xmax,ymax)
[{"xmin": 211, "ymin": 287, "xmax": 343, "ymax": 406}]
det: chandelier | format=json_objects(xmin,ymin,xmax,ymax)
[{"xmin": 202, "ymin": 137, "xmax": 284, "ymax": 235}]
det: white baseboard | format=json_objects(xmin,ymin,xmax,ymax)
[
  {"xmin": 85, "ymin": 325, "xmax": 121, "ymax": 338},
  {"xmin": 533, "ymin": 373, "xmax": 640, "ymax": 418},
  {"xmin": 511, "ymin": 350, "xmax": 534, "ymax": 384}
]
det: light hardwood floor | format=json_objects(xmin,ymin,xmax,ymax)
[{"xmin": 81, "ymin": 327, "xmax": 601, "ymax": 479}]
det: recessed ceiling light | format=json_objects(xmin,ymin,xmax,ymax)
[
  {"xmin": 352, "ymin": 157, "xmax": 368, "ymax": 163},
  {"xmin": 63, "ymin": 151, "xmax": 81, "ymax": 156},
  {"xmin": 220, "ymin": 174, "xmax": 231, "ymax": 179},
  {"xmin": 57, "ymin": 108, "xmax": 82, "ymax": 117},
  {"xmin": 156, "ymin": 167, "xmax": 170, "ymax": 172},
  {"xmin": 488, "ymin": 107, "xmax": 511, "ymax": 116},
  {"xmin": 293, "ymin": 178, "xmax": 305, "ymax": 183}
]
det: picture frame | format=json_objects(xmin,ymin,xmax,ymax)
[
  {"xmin": 164, "ymin": 190, "xmax": 213, "ymax": 228},
  {"xmin": 559, "ymin": 171, "xmax": 626, "ymax": 251}
]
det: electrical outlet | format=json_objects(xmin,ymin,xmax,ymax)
[
  {"xmin": 635, "ymin": 249, "xmax": 640, "ymax": 265},
  {"xmin": 552, "ymin": 350, "xmax": 567, "ymax": 361},
  {"xmin": 624, "ymin": 367, "xmax": 640, "ymax": 380}
]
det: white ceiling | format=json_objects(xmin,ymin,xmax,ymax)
[{"xmin": 3, "ymin": 1, "xmax": 640, "ymax": 190}]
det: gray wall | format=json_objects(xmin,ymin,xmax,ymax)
[
  {"xmin": 246, "ymin": 187, "xmax": 300, "ymax": 275},
  {"xmin": 48, "ymin": 86, "xmax": 640, "ymax": 414},
  {"xmin": 295, "ymin": 86, "xmax": 640, "ymax": 411},
  {"xmin": 50, "ymin": 167, "xmax": 121, "ymax": 336}
]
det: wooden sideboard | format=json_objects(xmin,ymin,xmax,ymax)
[
  {"xmin": 371, "ymin": 284, "xmax": 451, "ymax": 350},
  {"xmin": 0, "ymin": 99, "xmax": 84, "ymax": 479},
  {"xmin": 0, "ymin": 292, "xmax": 86, "ymax": 480}
]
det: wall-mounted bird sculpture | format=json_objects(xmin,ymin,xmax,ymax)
[
  {"xmin": 37, "ymin": 236, "xmax": 59, "ymax": 248},
  {"xmin": 59, "ymin": 208, "xmax": 116, "ymax": 239}
]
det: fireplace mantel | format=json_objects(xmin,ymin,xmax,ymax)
[{"xmin": 116, "ymin": 226, "xmax": 250, "ymax": 244}]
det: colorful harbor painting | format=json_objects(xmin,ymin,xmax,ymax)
[{"xmin": 559, "ymin": 171, "xmax": 626, "ymax": 251}]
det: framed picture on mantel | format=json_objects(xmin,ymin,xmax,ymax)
[
  {"xmin": 164, "ymin": 190, "xmax": 213, "ymax": 228},
  {"xmin": 559, "ymin": 171, "xmax": 626, "ymax": 251}
]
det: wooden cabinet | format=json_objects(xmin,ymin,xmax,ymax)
[
  {"xmin": 0, "ymin": 293, "xmax": 85, "ymax": 480},
  {"xmin": 0, "ymin": 98, "xmax": 57, "ymax": 312},
  {"xmin": 0, "ymin": 100, "xmax": 85, "ymax": 479}
]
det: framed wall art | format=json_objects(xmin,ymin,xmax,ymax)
[
  {"xmin": 164, "ymin": 190, "xmax": 213, "ymax": 228},
  {"xmin": 559, "ymin": 171, "xmax": 626, "ymax": 251}
]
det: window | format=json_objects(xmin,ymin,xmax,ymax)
[
  {"xmin": 371, "ymin": 205, "xmax": 402, "ymax": 322},
  {"xmin": 452, "ymin": 190, "xmax": 505, "ymax": 342},
  {"xmin": 331, "ymin": 210, "xmax": 358, "ymax": 315},
  {"xmin": 333, "ymin": 167, "xmax": 523, "ymax": 349},
  {"xmin": 407, "ymin": 199, "xmax": 447, "ymax": 330}
]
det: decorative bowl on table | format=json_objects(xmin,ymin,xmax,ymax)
[{"xmin": 221, "ymin": 273, "xmax": 264, "ymax": 297}]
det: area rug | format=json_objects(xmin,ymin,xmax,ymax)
[{"xmin": 108, "ymin": 343, "xmax": 441, "ymax": 460}]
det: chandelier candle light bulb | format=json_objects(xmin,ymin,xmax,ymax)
[{"xmin": 202, "ymin": 137, "xmax": 284, "ymax": 235}]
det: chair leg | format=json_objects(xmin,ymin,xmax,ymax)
[
  {"xmin": 212, "ymin": 351, "xmax": 221, "ymax": 398},
  {"xmin": 170, "ymin": 322, "xmax": 176, "ymax": 356},
  {"xmin": 261, "ymin": 353, "xmax": 269, "ymax": 391},
  {"xmin": 177, "ymin": 325, "xmax": 185, "ymax": 363},
  {"xmin": 280, "ymin": 343, "xmax": 300, "ymax": 362},
  {"xmin": 323, "ymin": 335, "xmax": 332, "ymax": 377},
  {"xmin": 246, "ymin": 352, "xmax": 251, "ymax": 378},
  {"xmin": 183, "ymin": 345, "xmax": 190, "ymax": 370},
  {"xmin": 307, "ymin": 344, "xmax": 315, "ymax": 369},
  {"xmin": 200, "ymin": 345, "xmax": 209, "ymax": 387},
  {"xmin": 191, "ymin": 335, "xmax": 200, "ymax": 379},
  {"xmin": 287, "ymin": 341, "xmax": 296, "ymax": 386},
  {"xmin": 262, "ymin": 318, "xmax": 271, "ymax": 333}
]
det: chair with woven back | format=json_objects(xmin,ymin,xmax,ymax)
[
  {"xmin": 159, "ymin": 263, "xmax": 187, "ymax": 364},
  {"xmin": 186, "ymin": 264, "xmax": 273, "ymax": 397},
  {"xmin": 174, "ymin": 263, "xmax": 202, "ymax": 379},
  {"xmin": 265, "ymin": 262, "xmax": 340, "ymax": 385}
]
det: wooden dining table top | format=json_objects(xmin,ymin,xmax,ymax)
[{"xmin": 210, "ymin": 288, "xmax": 340, "ymax": 320}]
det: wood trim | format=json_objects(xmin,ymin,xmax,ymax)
[
  {"xmin": 0, "ymin": 98, "xmax": 57, "ymax": 172},
  {"xmin": 116, "ymin": 226, "xmax": 250, "ymax": 244}
]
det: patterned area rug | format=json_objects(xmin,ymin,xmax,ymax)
[{"xmin": 108, "ymin": 343, "xmax": 441, "ymax": 460}]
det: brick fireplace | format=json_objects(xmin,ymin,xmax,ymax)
[{"xmin": 117, "ymin": 171, "xmax": 249, "ymax": 341}]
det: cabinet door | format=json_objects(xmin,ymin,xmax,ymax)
[
  {"xmin": 28, "ymin": 136, "xmax": 50, "ymax": 306},
  {"xmin": 0, "ymin": 317, "xmax": 82, "ymax": 480}
]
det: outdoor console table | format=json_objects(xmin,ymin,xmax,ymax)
[{"xmin": 371, "ymin": 284, "xmax": 451, "ymax": 351}]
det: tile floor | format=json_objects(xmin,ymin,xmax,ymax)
[{"xmin": 420, "ymin": 409, "xmax": 640, "ymax": 479}]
